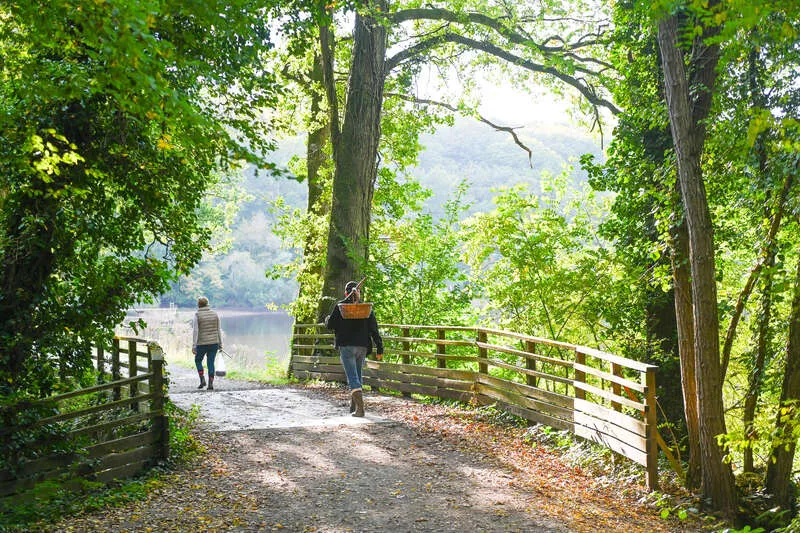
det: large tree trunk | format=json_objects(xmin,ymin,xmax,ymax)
[
  {"xmin": 671, "ymin": 214, "xmax": 702, "ymax": 490},
  {"xmin": 765, "ymin": 246, "xmax": 800, "ymax": 511},
  {"xmin": 657, "ymin": 14, "xmax": 737, "ymax": 518},
  {"xmin": 318, "ymin": 0, "xmax": 387, "ymax": 318}
]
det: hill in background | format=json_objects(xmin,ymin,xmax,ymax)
[{"xmin": 161, "ymin": 116, "xmax": 603, "ymax": 308}]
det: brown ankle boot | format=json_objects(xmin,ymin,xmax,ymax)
[
  {"xmin": 198, "ymin": 373, "xmax": 206, "ymax": 389},
  {"xmin": 352, "ymin": 389, "xmax": 364, "ymax": 417},
  {"xmin": 207, "ymin": 375, "xmax": 214, "ymax": 391}
]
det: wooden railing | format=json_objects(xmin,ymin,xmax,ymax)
[
  {"xmin": 291, "ymin": 323, "xmax": 661, "ymax": 490},
  {"xmin": 0, "ymin": 337, "xmax": 169, "ymax": 498}
]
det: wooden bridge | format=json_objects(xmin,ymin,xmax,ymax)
[{"xmin": 291, "ymin": 323, "xmax": 663, "ymax": 490}]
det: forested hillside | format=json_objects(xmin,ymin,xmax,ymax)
[{"xmin": 161, "ymin": 117, "xmax": 601, "ymax": 308}]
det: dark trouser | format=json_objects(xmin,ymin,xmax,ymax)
[{"xmin": 195, "ymin": 344, "xmax": 219, "ymax": 376}]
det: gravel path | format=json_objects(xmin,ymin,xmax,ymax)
[{"xmin": 46, "ymin": 367, "xmax": 704, "ymax": 533}]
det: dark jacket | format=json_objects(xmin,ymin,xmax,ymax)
[{"xmin": 325, "ymin": 301, "xmax": 384, "ymax": 355}]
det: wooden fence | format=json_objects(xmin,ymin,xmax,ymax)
[
  {"xmin": 0, "ymin": 337, "xmax": 169, "ymax": 498},
  {"xmin": 291, "ymin": 323, "xmax": 662, "ymax": 490}
]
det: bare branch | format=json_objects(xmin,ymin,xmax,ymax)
[{"xmin": 385, "ymin": 91, "xmax": 534, "ymax": 166}]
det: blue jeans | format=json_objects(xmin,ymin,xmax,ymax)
[
  {"xmin": 195, "ymin": 344, "xmax": 219, "ymax": 376},
  {"xmin": 339, "ymin": 346, "xmax": 367, "ymax": 390}
]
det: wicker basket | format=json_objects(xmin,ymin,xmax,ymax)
[{"xmin": 338, "ymin": 302, "xmax": 373, "ymax": 319}]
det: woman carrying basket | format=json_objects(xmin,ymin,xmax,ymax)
[{"xmin": 324, "ymin": 280, "xmax": 383, "ymax": 417}]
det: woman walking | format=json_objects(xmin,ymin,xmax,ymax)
[
  {"xmin": 192, "ymin": 296, "xmax": 223, "ymax": 390},
  {"xmin": 325, "ymin": 281, "xmax": 383, "ymax": 416}
]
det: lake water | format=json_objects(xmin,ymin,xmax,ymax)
[{"xmin": 120, "ymin": 307, "xmax": 294, "ymax": 371}]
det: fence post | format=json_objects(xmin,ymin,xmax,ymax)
[
  {"xmin": 112, "ymin": 338, "xmax": 121, "ymax": 401},
  {"xmin": 402, "ymin": 328, "xmax": 411, "ymax": 398},
  {"xmin": 477, "ymin": 330, "xmax": 488, "ymax": 375},
  {"xmin": 129, "ymin": 339, "xmax": 139, "ymax": 412},
  {"xmin": 148, "ymin": 343, "xmax": 170, "ymax": 461},
  {"xmin": 644, "ymin": 367, "xmax": 658, "ymax": 490},
  {"xmin": 574, "ymin": 349, "xmax": 586, "ymax": 400},
  {"xmin": 525, "ymin": 341, "xmax": 537, "ymax": 387},
  {"xmin": 611, "ymin": 363, "xmax": 622, "ymax": 412},
  {"xmin": 436, "ymin": 329, "xmax": 446, "ymax": 369}
]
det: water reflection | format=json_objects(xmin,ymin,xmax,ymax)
[{"xmin": 120, "ymin": 307, "xmax": 294, "ymax": 371}]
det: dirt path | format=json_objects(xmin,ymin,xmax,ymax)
[{"xmin": 47, "ymin": 368, "xmax": 706, "ymax": 532}]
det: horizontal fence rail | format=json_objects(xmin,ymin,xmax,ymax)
[
  {"xmin": 0, "ymin": 337, "xmax": 169, "ymax": 499},
  {"xmin": 291, "ymin": 323, "xmax": 660, "ymax": 490}
]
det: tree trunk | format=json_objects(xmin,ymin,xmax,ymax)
[
  {"xmin": 765, "ymin": 245, "xmax": 800, "ymax": 511},
  {"xmin": 742, "ymin": 246, "xmax": 775, "ymax": 473},
  {"xmin": 318, "ymin": 0, "xmax": 387, "ymax": 318},
  {"xmin": 297, "ymin": 51, "xmax": 332, "ymax": 325},
  {"xmin": 657, "ymin": 14, "xmax": 737, "ymax": 517},
  {"xmin": 671, "ymin": 213, "xmax": 702, "ymax": 490}
]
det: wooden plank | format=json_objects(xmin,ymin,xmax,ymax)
[
  {"xmin": 383, "ymin": 335, "xmax": 474, "ymax": 347},
  {"xmin": 70, "ymin": 411, "xmax": 161, "ymax": 438},
  {"xmin": 293, "ymin": 370, "xmax": 346, "ymax": 382},
  {"xmin": 87, "ymin": 431, "xmax": 159, "ymax": 458},
  {"xmin": 293, "ymin": 363, "xmax": 343, "ymax": 373},
  {"xmin": 292, "ymin": 343, "xmax": 336, "ymax": 351},
  {"xmin": 573, "ymin": 381, "xmax": 644, "ymax": 411},
  {"xmin": 366, "ymin": 369, "xmax": 439, "ymax": 388},
  {"xmin": 573, "ymin": 362, "xmax": 646, "ymax": 392},
  {"xmin": 476, "ymin": 356, "xmax": 572, "ymax": 385},
  {"xmin": 475, "ymin": 342, "xmax": 573, "ymax": 369},
  {"xmin": 292, "ymin": 355, "xmax": 341, "ymax": 364},
  {"xmin": 476, "ymin": 374, "xmax": 573, "ymax": 409},
  {"xmin": 8, "ymin": 453, "xmax": 78, "ymax": 481},
  {"xmin": 475, "ymin": 382, "xmax": 573, "ymax": 420},
  {"xmin": 574, "ymin": 399, "xmax": 645, "ymax": 436},
  {"xmin": 34, "ymin": 393, "xmax": 156, "ymax": 428},
  {"xmin": 576, "ymin": 346, "xmax": 656, "ymax": 373},
  {"xmin": 364, "ymin": 361, "xmax": 476, "ymax": 380},
  {"xmin": 114, "ymin": 336, "xmax": 150, "ymax": 344},
  {"xmin": 94, "ymin": 459, "xmax": 151, "ymax": 484},
  {"xmin": 476, "ymin": 397, "xmax": 575, "ymax": 432},
  {"xmin": 89, "ymin": 444, "xmax": 156, "ymax": 473},
  {"xmin": 364, "ymin": 369, "xmax": 473, "ymax": 392},
  {"xmin": 382, "ymin": 350, "xmax": 477, "ymax": 362},
  {"xmin": 21, "ymin": 373, "xmax": 154, "ymax": 407},
  {"xmin": 380, "ymin": 324, "xmax": 476, "ymax": 332},
  {"xmin": 477, "ymin": 327, "xmax": 576, "ymax": 350},
  {"xmin": 574, "ymin": 411, "xmax": 647, "ymax": 450},
  {"xmin": 364, "ymin": 378, "xmax": 438, "ymax": 397},
  {"xmin": 293, "ymin": 333, "xmax": 334, "ymax": 340},
  {"xmin": 435, "ymin": 388, "xmax": 475, "ymax": 403},
  {"xmin": 574, "ymin": 424, "xmax": 648, "ymax": 467}
]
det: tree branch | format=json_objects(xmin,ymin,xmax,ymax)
[
  {"xmin": 385, "ymin": 92, "xmax": 534, "ymax": 166},
  {"xmin": 443, "ymin": 33, "xmax": 620, "ymax": 114},
  {"xmin": 318, "ymin": 22, "xmax": 340, "ymax": 159}
]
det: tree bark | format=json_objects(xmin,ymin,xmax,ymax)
[
  {"xmin": 671, "ymin": 214, "xmax": 702, "ymax": 490},
  {"xmin": 318, "ymin": 0, "xmax": 387, "ymax": 318},
  {"xmin": 657, "ymin": 13, "xmax": 737, "ymax": 517},
  {"xmin": 765, "ymin": 243, "xmax": 800, "ymax": 511}
]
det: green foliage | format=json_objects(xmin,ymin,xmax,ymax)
[
  {"xmin": 0, "ymin": 0, "xmax": 285, "ymax": 395},
  {"xmin": 166, "ymin": 400, "xmax": 205, "ymax": 464},
  {"xmin": 365, "ymin": 179, "xmax": 473, "ymax": 326},
  {"xmin": 462, "ymin": 173, "xmax": 624, "ymax": 346}
]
